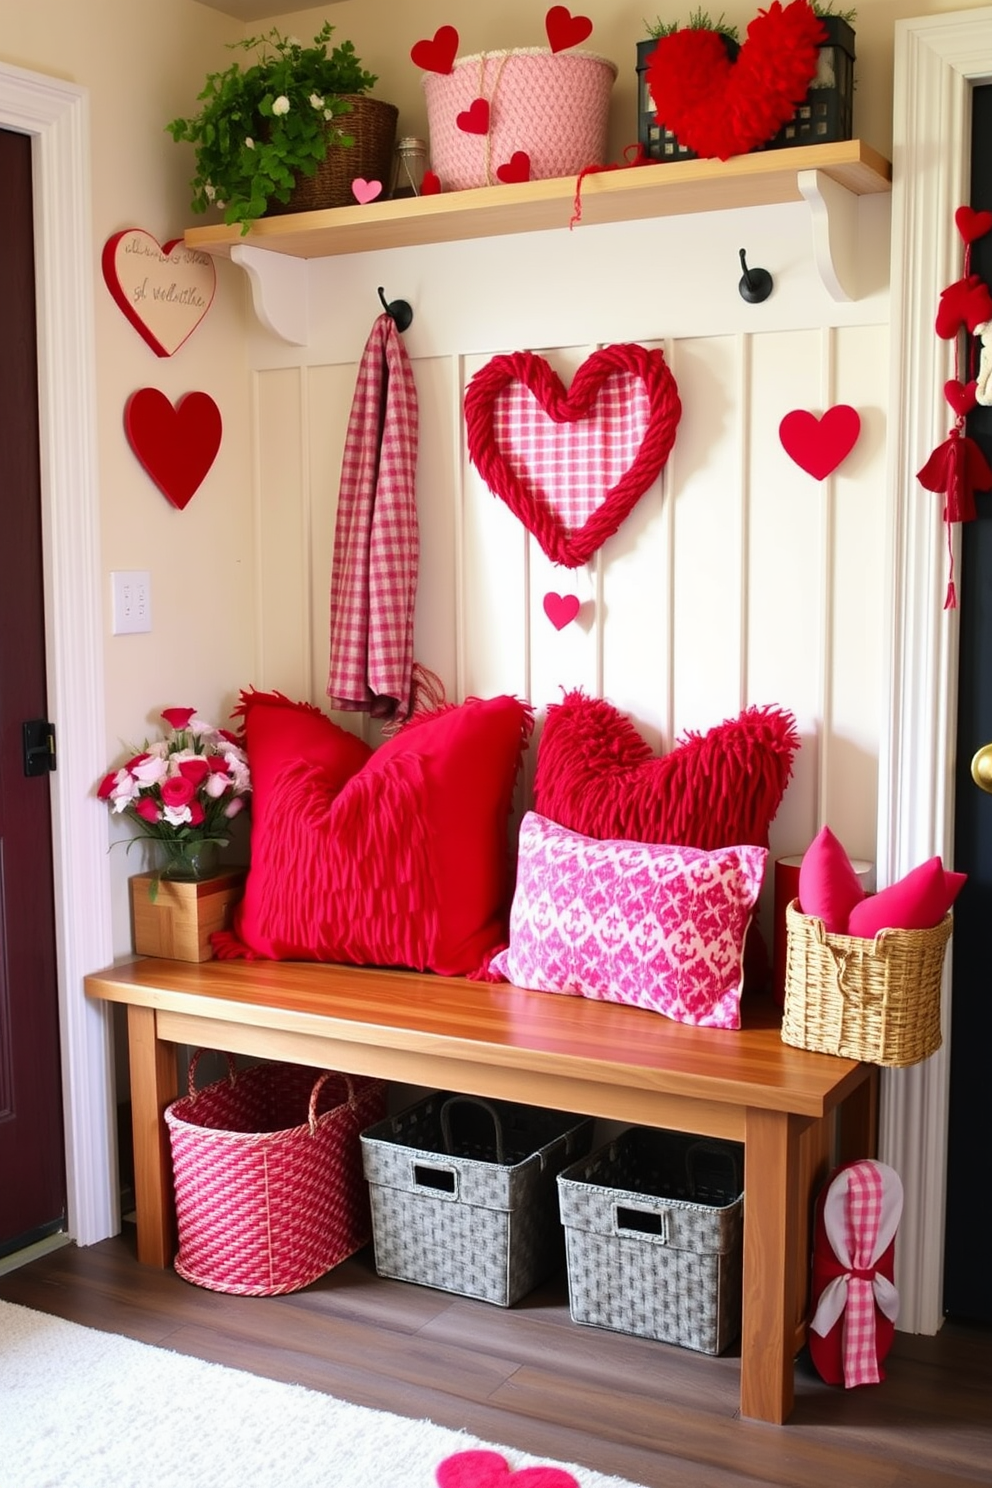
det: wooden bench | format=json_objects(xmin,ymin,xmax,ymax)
[{"xmin": 84, "ymin": 955, "xmax": 876, "ymax": 1426}]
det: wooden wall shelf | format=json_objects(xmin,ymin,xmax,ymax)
[{"xmin": 182, "ymin": 139, "xmax": 891, "ymax": 342}]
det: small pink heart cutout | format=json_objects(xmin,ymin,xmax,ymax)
[
  {"xmin": 352, "ymin": 178, "xmax": 383, "ymax": 205},
  {"xmin": 436, "ymin": 1450, "xmax": 579, "ymax": 1488},
  {"xmin": 543, "ymin": 592, "xmax": 580, "ymax": 630}
]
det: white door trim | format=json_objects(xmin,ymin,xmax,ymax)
[
  {"xmin": 881, "ymin": 5, "xmax": 992, "ymax": 1333},
  {"xmin": 1, "ymin": 61, "xmax": 116, "ymax": 1245}
]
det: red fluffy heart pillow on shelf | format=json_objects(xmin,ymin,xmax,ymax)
[{"xmin": 217, "ymin": 689, "xmax": 533, "ymax": 976}]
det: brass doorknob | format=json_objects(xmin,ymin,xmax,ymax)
[{"xmin": 971, "ymin": 743, "xmax": 992, "ymax": 793}]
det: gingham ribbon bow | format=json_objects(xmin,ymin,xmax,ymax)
[{"xmin": 810, "ymin": 1159, "xmax": 903, "ymax": 1388}]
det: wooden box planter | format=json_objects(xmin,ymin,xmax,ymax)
[{"xmin": 130, "ymin": 869, "xmax": 246, "ymax": 963}]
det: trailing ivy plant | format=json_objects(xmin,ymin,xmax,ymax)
[{"xmin": 167, "ymin": 23, "xmax": 377, "ymax": 233}]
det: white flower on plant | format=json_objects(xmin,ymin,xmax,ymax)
[
  {"xmin": 323, "ymin": 109, "xmax": 334, "ymax": 122},
  {"xmin": 245, "ymin": 137, "xmax": 255, "ymax": 149},
  {"xmin": 309, "ymin": 93, "xmax": 324, "ymax": 110},
  {"xmin": 271, "ymin": 95, "xmax": 290, "ymax": 117},
  {"xmin": 204, "ymin": 183, "xmax": 217, "ymax": 201}
]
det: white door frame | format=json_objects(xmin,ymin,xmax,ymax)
[
  {"xmin": 880, "ymin": 5, "xmax": 992, "ymax": 1333},
  {"xmin": 0, "ymin": 61, "xmax": 116, "ymax": 1245}
]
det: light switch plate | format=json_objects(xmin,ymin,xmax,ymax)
[{"xmin": 111, "ymin": 570, "xmax": 152, "ymax": 635}]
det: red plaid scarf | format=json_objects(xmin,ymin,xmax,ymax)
[{"xmin": 327, "ymin": 313, "xmax": 419, "ymax": 721}]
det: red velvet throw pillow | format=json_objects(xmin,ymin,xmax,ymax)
[
  {"xmin": 798, "ymin": 825, "xmax": 866, "ymax": 933},
  {"xmin": 220, "ymin": 689, "xmax": 533, "ymax": 976},
  {"xmin": 532, "ymin": 690, "xmax": 799, "ymax": 850}
]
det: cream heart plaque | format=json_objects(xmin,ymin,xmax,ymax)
[{"xmin": 102, "ymin": 228, "xmax": 216, "ymax": 357}]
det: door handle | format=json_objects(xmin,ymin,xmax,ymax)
[{"xmin": 971, "ymin": 742, "xmax": 992, "ymax": 793}]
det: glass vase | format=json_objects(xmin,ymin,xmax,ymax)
[{"xmin": 158, "ymin": 838, "xmax": 219, "ymax": 882}]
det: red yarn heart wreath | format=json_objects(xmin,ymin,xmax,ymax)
[
  {"xmin": 646, "ymin": 0, "xmax": 823, "ymax": 160},
  {"xmin": 464, "ymin": 344, "xmax": 681, "ymax": 568}
]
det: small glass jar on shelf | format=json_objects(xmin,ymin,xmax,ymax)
[{"xmin": 390, "ymin": 137, "xmax": 429, "ymax": 199}]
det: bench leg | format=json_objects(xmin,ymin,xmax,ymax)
[
  {"xmin": 126, "ymin": 1004, "xmax": 178, "ymax": 1268},
  {"xmin": 740, "ymin": 1107, "xmax": 802, "ymax": 1424}
]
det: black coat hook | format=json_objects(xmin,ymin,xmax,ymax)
[
  {"xmin": 377, "ymin": 286, "xmax": 413, "ymax": 331},
  {"xmin": 738, "ymin": 249, "xmax": 773, "ymax": 304}
]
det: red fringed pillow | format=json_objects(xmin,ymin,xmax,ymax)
[
  {"xmin": 533, "ymin": 690, "xmax": 799, "ymax": 850},
  {"xmin": 220, "ymin": 689, "xmax": 533, "ymax": 976}
]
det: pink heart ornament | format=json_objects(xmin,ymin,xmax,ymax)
[
  {"xmin": 436, "ymin": 1450, "xmax": 579, "ymax": 1488},
  {"xmin": 352, "ymin": 178, "xmax": 383, "ymax": 205},
  {"xmin": 543, "ymin": 592, "xmax": 581, "ymax": 630},
  {"xmin": 779, "ymin": 405, "xmax": 861, "ymax": 480}
]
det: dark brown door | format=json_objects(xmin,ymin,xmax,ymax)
[{"xmin": 0, "ymin": 126, "xmax": 66, "ymax": 1255}]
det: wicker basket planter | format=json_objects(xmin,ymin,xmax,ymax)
[
  {"xmin": 557, "ymin": 1127, "xmax": 744, "ymax": 1355},
  {"xmin": 267, "ymin": 95, "xmax": 399, "ymax": 214},
  {"xmin": 781, "ymin": 899, "xmax": 952, "ymax": 1067},
  {"xmin": 361, "ymin": 1091, "xmax": 593, "ymax": 1306},
  {"xmin": 165, "ymin": 1054, "xmax": 386, "ymax": 1295},
  {"xmin": 423, "ymin": 49, "xmax": 617, "ymax": 190}
]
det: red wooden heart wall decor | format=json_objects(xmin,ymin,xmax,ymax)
[
  {"xmin": 124, "ymin": 389, "xmax": 222, "ymax": 509},
  {"xmin": 464, "ymin": 344, "xmax": 682, "ymax": 568},
  {"xmin": 102, "ymin": 229, "xmax": 216, "ymax": 357},
  {"xmin": 645, "ymin": 0, "xmax": 823, "ymax": 160},
  {"xmin": 779, "ymin": 405, "xmax": 861, "ymax": 480}
]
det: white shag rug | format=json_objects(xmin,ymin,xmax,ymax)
[{"xmin": 0, "ymin": 1299, "xmax": 647, "ymax": 1488}]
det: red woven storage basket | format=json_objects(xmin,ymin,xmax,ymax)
[{"xmin": 165, "ymin": 1053, "xmax": 386, "ymax": 1295}]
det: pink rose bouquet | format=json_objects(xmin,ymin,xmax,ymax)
[{"xmin": 97, "ymin": 706, "xmax": 250, "ymax": 878}]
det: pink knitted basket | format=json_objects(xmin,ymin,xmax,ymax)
[
  {"xmin": 165, "ymin": 1053, "xmax": 386, "ymax": 1296},
  {"xmin": 423, "ymin": 48, "xmax": 618, "ymax": 191}
]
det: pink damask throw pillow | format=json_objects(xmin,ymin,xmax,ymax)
[{"xmin": 489, "ymin": 812, "xmax": 768, "ymax": 1029}]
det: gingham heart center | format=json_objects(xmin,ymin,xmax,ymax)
[{"xmin": 492, "ymin": 372, "xmax": 651, "ymax": 529}]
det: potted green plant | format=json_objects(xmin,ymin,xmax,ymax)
[{"xmin": 167, "ymin": 23, "xmax": 396, "ymax": 233}]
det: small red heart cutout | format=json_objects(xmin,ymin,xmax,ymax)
[
  {"xmin": 543, "ymin": 592, "xmax": 581, "ymax": 629},
  {"xmin": 421, "ymin": 170, "xmax": 441, "ymax": 196},
  {"xmin": 945, "ymin": 379, "xmax": 978, "ymax": 417},
  {"xmin": 457, "ymin": 97, "xmax": 490, "ymax": 135},
  {"xmin": 496, "ymin": 151, "xmax": 531, "ymax": 184},
  {"xmin": 955, "ymin": 205, "xmax": 992, "ymax": 245},
  {"xmin": 436, "ymin": 1450, "xmax": 579, "ymax": 1488},
  {"xmin": 545, "ymin": 5, "xmax": 593, "ymax": 52},
  {"xmin": 779, "ymin": 405, "xmax": 861, "ymax": 480},
  {"xmin": 411, "ymin": 25, "xmax": 459, "ymax": 74},
  {"xmin": 124, "ymin": 389, "xmax": 222, "ymax": 509}
]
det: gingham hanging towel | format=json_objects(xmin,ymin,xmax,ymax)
[{"xmin": 327, "ymin": 312, "xmax": 419, "ymax": 722}]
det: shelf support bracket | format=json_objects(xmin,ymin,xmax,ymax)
[
  {"xmin": 230, "ymin": 244, "xmax": 308, "ymax": 346},
  {"xmin": 797, "ymin": 168, "xmax": 859, "ymax": 304}
]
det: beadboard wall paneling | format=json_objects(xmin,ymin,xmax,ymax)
[{"xmin": 248, "ymin": 203, "xmax": 890, "ymax": 899}]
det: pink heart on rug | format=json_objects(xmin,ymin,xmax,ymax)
[
  {"xmin": 496, "ymin": 151, "xmax": 531, "ymax": 184},
  {"xmin": 436, "ymin": 1450, "xmax": 579, "ymax": 1488},
  {"xmin": 545, "ymin": 5, "xmax": 593, "ymax": 52},
  {"xmin": 457, "ymin": 97, "xmax": 490, "ymax": 135},
  {"xmin": 352, "ymin": 178, "xmax": 383, "ymax": 205},
  {"xmin": 779, "ymin": 405, "xmax": 861, "ymax": 480},
  {"xmin": 543, "ymin": 592, "xmax": 581, "ymax": 630},
  {"xmin": 101, "ymin": 228, "xmax": 216, "ymax": 358},
  {"xmin": 955, "ymin": 205, "xmax": 992, "ymax": 244},
  {"xmin": 464, "ymin": 343, "xmax": 682, "ymax": 568},
  {"xmin": 124, "ymin": 388, "xmax": 222, "ymax": 510},
  {"xmin": 945, "ymin": 378, "xmax": 978, "ymax": 417},
  {"xmin": 411, "ymin": 24, "xmax": 459, "ymax": 74}
]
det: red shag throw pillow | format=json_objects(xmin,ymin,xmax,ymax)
[
  {"xmin": 219, "ymin": 689, "xmax": 533, "ymax": 976},
  {"xmin": 533, "ymin": 690, "xmax": 799, "ymax": 850}
]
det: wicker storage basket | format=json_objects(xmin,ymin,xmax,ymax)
[
  {"xmin": 781, "ymin": 899, "xmax": 952, "ymax": 1067},
  {"xmin": 557, "ymin": 1127, "xmax": 744, "ymax": 1355},
  {"xmin": 165, "ymin": 1053, "xmax": 386, "ymax": 1295},
  {"xmin": 360, "ymin": 1091, "xmax": 594, "ymax": 1306},
  {"xmin": 423, "ymin": 49, "xmax": 617, "ymax": 191},
  {"xmin": 267, "ymin": 95, "xmax": 398, "ymax": 214}
]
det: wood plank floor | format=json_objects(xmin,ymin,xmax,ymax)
[{"xmin": 1, "ymin": 1230, "xmax": 990, "ymax": 1487}]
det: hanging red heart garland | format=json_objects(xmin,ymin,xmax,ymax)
[
  {"xmin": 465, "ymin": 343, "xmax": 681, "ymax": 569},
  {"xmin": 645, "ymin": 0, "xmax": 823, "ymax": 160}
]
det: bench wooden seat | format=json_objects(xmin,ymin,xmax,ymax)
[{"xmin": 84, "ymin": 955, "xmax": 876, "ymax": 1426}]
